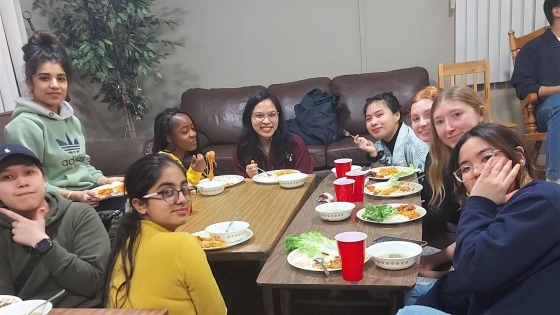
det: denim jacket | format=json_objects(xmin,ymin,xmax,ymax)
[{"xmin": 375, "ymin": 124, "xmax": 429, "ymax": 172}]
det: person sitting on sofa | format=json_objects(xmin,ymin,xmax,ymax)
[
  {"xmin": 410, "ymin": 86, "xmax": 443, "ymax": 143},
  {"xmin": 5, "ymin": 30, "xmax": 123, "ymax": 212},
  {"xmin": 0, "ymin": 144, "xmax": 110, "ymax": 307},
  {"xmin": 104, "ymin": 154, "xmax": 226, "ymax": 315},
  {"xmin": 233, "ymin": 90, "xmax": 314, "ymax": 178},
  {"xmin": 354, "ymin": 91, "xmax": 429, "ymax": 171},
  {"xmin": 153, "ymin": 107, "xmax": 207, "ymax": 186}
]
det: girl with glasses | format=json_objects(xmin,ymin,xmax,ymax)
[
  {"xmin": 104, "ymin": 154, "xmax": 226, "ymax": 315},
  {"xmin": 233, "ymin": 90, "xmax": 313, "ymax": 178}
]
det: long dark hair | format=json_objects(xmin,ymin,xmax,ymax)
[
  {"xmin": 449, "ymin": 123, "xmax": 534, "ymax": 202},
  {"xmin": 363, "ymin": 91, "xmax": 401, "ymax": 121},
  {"xmin": 22, "ymin": 30, "xmax": 73, "ymax": 84},
  {"xmin": 103, "ymin": 154, "xmax": 184, "ymax": 307},
  {"xmin": 152, "ymin": 107, "xmax": 202, "ymax": 156},
  {"xmin": 236, "ymin": 90, "xmax": 295, "ymax": 165}
]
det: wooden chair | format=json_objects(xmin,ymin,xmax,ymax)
[
  {"xmin": 437, "ymin": 59, "xmax": 517, "ymax": 132},
  {"xmin": 508, "ymin": 27, "xmax": 549, "ymax": 170}
]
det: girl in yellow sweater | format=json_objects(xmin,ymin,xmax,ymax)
[
  {"xmin": 104, "ymin": 154, "xmax": 226, "ymax": 315},
  {"xmin": 153, "ymin": 108, "xmax": 207, "ymax": 185}
]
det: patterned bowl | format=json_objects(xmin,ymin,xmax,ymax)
[
  {"xmin": 366, "ymin": 241, "xmax": 422, "ymax": 270},
  {"xmin": 0, "ymin": 299, "xmax": 52, "ymax": 314},
  {"xmin": 314, "ymin": 202, "xmax": 355, "ymax": 221},
  {"xmin": 196, "ymin": 180, "xmax": 226, "ymax": 196},
  {"xmin": 277, "ymin": 173, "xmax": 308, "ymax": 188},
  {"xmin": 205, "ymin": 221, "xmax": 250, "ymax": 243}
]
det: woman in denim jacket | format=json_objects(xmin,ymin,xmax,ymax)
[{"xmin": 354, "ymin": 92, "xmax": 429, "ymax": 171}]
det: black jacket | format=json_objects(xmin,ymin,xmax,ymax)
[{"xmin": 511, "ymin": 29, "xmax": 560, "ymax": 103}]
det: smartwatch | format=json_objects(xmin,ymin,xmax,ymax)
[
  {"xmin": 35, "ymin": 238, "xmax": 53, "ymax": 256},
  {"xmin": 366, "ymin": 150, "xmax": 384, "ymax": 163}
]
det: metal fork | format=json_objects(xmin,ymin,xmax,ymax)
[
  {"xmin": 313, "ymin": 257, "xmax": 330, "ymax": 275},
  {"xmin": 257, "ymin": 167, "xmax": 272, "ymax": 177}
]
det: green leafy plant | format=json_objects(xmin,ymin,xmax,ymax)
[{"xmin": 32, "ymin": 0, "xmax": 183, "ymax": 137}]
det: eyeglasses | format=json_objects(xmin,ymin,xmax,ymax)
[
  {"xmin": 252, "ymin": 111, "xmax": 279, "ymax": 123},
  {"xmin": 142, "ymin": 186, "xmax": 196, "ymax": 205},
  {"xmin": 453, "ymin": 150, "xmax": 500, "ymax": 182}
]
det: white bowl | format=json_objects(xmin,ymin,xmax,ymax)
[
  {"xmin": 0, "ymin": 299, "xmax": 52, "ymax": 315},
  {"xmin": 277, "ymin": 173, "xmax": 308, "ymax": 188},
  {"xmin": 196, "ymin": 180, "xmax": 226, "ymax": 196},
  {"xmin": 366, "ymin": 241, "xmax": 423, "ymax": 270},
  {"xmin": 315, "ymin": 202, "xmax": 355, "ymax": 221},
  {"xmin": 205, "ymin": 221, "xmax": 250, "ymax": 243},
  {"xmin": 0, "ymin": 295, "xmax": 22, "ymax": 309}
]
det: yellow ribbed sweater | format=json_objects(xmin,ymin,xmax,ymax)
[{"xmin": 158, "ymin": 151, "xmax": 204, "ymax": 185}]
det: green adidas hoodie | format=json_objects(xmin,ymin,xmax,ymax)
[
  {"xmin": 5, "ymin": 98, "xmax": 103, "ymax": 193},
  {"xmin": 0, "ymin": 193, "xmax": 110, "ymax": 307}
]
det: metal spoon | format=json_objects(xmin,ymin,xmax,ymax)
[
  {"xmin": 313, "ymin": 257, "xmax": 330, "ymax": 275},
  {"xmin": 225, "ymin": 212, "xmax": 239, "ymax": 232},
  {"xmin": 257, "ymin": 167, "xmax": 272, "ymax": 177},
  {"xmin": 27, "ymin": 289, "xmax": 65, "ymax": 315}
]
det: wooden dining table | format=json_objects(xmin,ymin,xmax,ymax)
[
  {"xmin": 50, "ymin": 309, "xmax": 168, "ymax": 315},
  {"xmin": 176, "ymin": 175, "xmax": 316, "ymax": 265},
  {"xmin": 257, "ymin": 173, "xmax": 422, "ymax": 315}
]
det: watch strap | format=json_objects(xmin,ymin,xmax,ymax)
[
  {"xmin": 366, "ymin": 150, "xmax": 384, "ymax": 163},
  {"xmin": 34, "ymin": 238, "xmax": 53, "ymax": 256}
]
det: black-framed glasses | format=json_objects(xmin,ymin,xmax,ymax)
[
  {"xmin": 252, "ymin": 111, "xmax": 279, "ymax": 123},
  {"xmin": 453, "ymin": 150, "xmax": 500, "ymax": 182},
  {"xmin": 142, "ymin": 186, "xmax": 196, "ymax": 205}
]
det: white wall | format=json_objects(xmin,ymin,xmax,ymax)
[{"xmin": 15, "ymin": 0, "xmax": 525, "ymax": 140}]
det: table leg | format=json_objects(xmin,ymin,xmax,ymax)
[
  {"xmin": 262, "ymin": 287, "xmax": 275, "ymax": 315},
  {"xmin": 280, "ymin": 289, "xmax": 291, "ymax": 315},
  {"xmin": 388, "ymin": 291, "xmax": 404, "ymax": 315}
]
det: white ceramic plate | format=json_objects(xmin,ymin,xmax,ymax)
[
  {"xmin": 287, "ymin": 249, "xmax": 371, "ymax": 272},
  {"xmin": 364, "ymin": 181, "xmax": 423, "ymax": 198},
  {"xmin": 252, "ymin": 169, "xmax": 301, "ymax": 184},
  {"xmin": 199, "ymin": 175, "xmax": 245, "ymax": 187},
  {"xmin": 0, "ymin": 295, "xmax": 22, "ymax": 308},
  {"xmin": 368, "ymin": 166, "xmax": 420, "ymax": 180},
  {"xmin": 91, "ymin": 182, "xmax": 125, "ymax": 198},
  {"xmin": 191, "ymin": 229, "xmax": 253, "ymax": 251},
  {"xmin": 330, "ymin": 165, "xmax": 362, "ymax": 174},
  {"xmin": 356, "ymin": 204, "xmax": 426, "ymax": 224}
]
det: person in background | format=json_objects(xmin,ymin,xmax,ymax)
[
  {"xmin": 414, "ymin": 124, "xmax": 560, "ymax": 314},
  {"xmin": 233, "ymin": 90, "xmax": 314, "ymax": 178},
  {"xmin": 153, "ymin": 107, "xmax": 207, "ymax": 185},
  {"xmin": 410, "ymin": 86, "xmax": 443, "ymax": 143},
  {"xmin": 104, "ymin": 154, "xmax": 226, "ymax": 315},
  {"xmin": 0, "ymin": 144, "xmax": 110, "ymax": 307},
  {"xmin": 5, "ymin": 30, "xmax": 122, "ymax": 211},
  {"xmin": 354, "ymin": 92, "xmax": 429, "ymax": 171},
  {"xmin": 510, "ymin": 0, "xmax": 560, "ymax": 184}
]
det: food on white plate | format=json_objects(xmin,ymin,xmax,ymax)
[
  {"xmin": 93, "ymin": 181, "xmax": 124, "ymax": 196},
  {"xmin": 361, "ymin": 203, "xmax": 421, "ymax": 223}
]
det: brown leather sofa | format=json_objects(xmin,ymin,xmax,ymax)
[
  {"xmin": 0, "ymin": 111, "xmax": 150, "ymax": 176},
  {"xmin": 181, "ymin": 67, "xmax": 430, "ymax": 175}
]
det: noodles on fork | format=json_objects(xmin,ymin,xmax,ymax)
[{"xmin": 204, "ymin": 151, "xmax": 217, "ymax": 180}]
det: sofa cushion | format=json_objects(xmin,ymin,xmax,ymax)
[
  {"xmin": 325, "ymin": 134, "xmax": 376, "ymax": 168},
  {"xmin": 332, "ymin": 67, "xmax": 429, "ymax": 136},
  {"xmin": 180, "ymin": 86, "xmax": 266, "ymax": 146},
  {"xmin": 268, "ymin": 77, "xmax": 332, "ymax": 120},
  {"xmin": 86, "ymin": 137, "xmax": 151, "ymax": 176},
  {"xmin": 201, "ymin": 144, "xmax": 238, "ymax": 176},
  {"xmin": 306, "ymin": 144, "xmax": 327, "ymax": 169}
]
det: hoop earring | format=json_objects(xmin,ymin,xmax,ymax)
[{"xmin": 520, "ymin": 159, "xmax": 525, "ymax": 164}]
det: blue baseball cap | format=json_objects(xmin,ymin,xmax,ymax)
[{"xmin": 0, "ymin": 144, "xmax": 42, "ymax": 167}]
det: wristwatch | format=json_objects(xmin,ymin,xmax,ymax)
[
  {"xmin": 366, "ymin": 150, "xmax": 384, "ymax": 163},
  {"xmin": 34, "ymin": 238, "xmax": 53, "ymax": 256}
]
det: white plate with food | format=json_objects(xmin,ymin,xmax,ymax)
[
  {"xmin": 330, "ymin": 165, "xmax": 362, "ymax": 174},
  {"xmin": 368, "ymin": 166, "xmax": 420, "ymax": 180},
  {"xmin": 357, "ymin": 203, "xmax": 426, "ymax": 224},
  {"xmin": 364, "ymin": 181, "xmax": 423, "ymax": 198},
  {"xmin": 199, "ymin": 175, "xmax": 245, "ymax": 187},
  {"xmin": 191, "ymin": 229, "xmax": 253, "ymax": 251},
  {"xmin": 252, "ymin": 169, "xmax": 301, "ymax": 184},
  {"xmin": 91, "ymin": 181, "xmax": 125, "ymax": 198},
  {"xmin": 287, "ymin": 249, "xmax": 371, "ymax": 272},
  {"xmin": 0, "ymin": 295, "xmax": 22, "ymax": 309}
]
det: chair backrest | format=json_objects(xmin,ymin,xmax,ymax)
[
  {"xmin": 508, "ymin": 26, "xmax": 550, "ymax": 65},
  {"xmin": 437, "ymin": 59, "xmax": 492, "ymax": 119}
]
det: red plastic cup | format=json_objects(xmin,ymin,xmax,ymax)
[
  {"xmin": 334, "ymin": 158, "xmax": 352, "ymax": 178},
  {"xmin": 333, "ymin": 178, "xmax": 355, "ymax": 202},
  {"xmin": 345, "ymin": 170, "xmax": 367, "ymax": 202},
  {"xmin": 335, "ymin": 231, "xmax": 367, "ymax": 282}
]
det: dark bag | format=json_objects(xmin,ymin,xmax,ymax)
[
  {"xmin": 286, "ymin": 88, "xmax": 344, "ymax": 146},
  {"xmin": 14, "ymin": 254, "xmax": 41, "ymax": 295}
]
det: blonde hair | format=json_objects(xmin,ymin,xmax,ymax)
[
  {"xmin": 427, "ymin": 85, "xmax": 488, "ymax": 206},
  {"xmin": 412, "ymin": 86, "xmax": 443, "ymax": 104}
]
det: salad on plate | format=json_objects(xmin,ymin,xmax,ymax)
[{"xmin": 357, "ymin": 203, "xmax": 426, "ymax": 224}]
